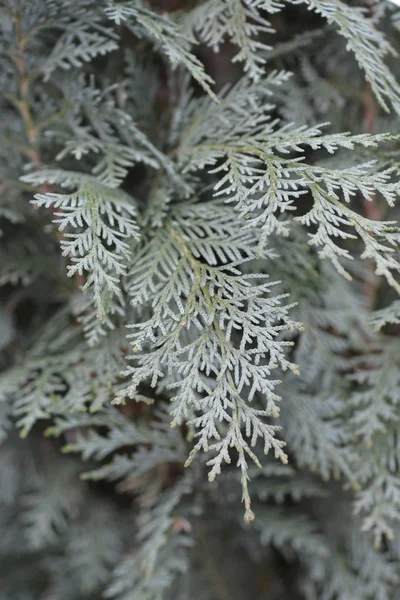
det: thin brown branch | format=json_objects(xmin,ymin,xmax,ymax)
[
  {"xmin": 11, "ymin": 10, "xmax": 83, "ymax": 283},
  {"xmin": 12, "ymin": 10, "xmax": 41, "ymax": 166},
  {"xmin": 361, "ymin": 82, "xmax": 386, "ymax": 311}
]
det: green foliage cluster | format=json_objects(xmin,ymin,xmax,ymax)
[{"xmin": 2, "ymin": 0, "xmax": 400, "ymax": 598}]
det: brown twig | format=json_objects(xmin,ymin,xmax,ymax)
[
  {"xmin": 361, "ymin": 82, "xmax": 385, "ymax": 311},
  {"xmin": 11, "ymin": 11, "xmax": 79, "ymax": 277},
  {"xmin": 13, "ymin": 10, "xmax": 41, "ymax": 166}
]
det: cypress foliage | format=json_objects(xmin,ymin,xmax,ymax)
[{"xmin": 1, "ymin": 1, "xmax": 400, "ymax": 597}]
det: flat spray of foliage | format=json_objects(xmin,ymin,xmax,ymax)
[{"xmin": 2, "ymin": 0, "xmax": 400, "ymax": 598}]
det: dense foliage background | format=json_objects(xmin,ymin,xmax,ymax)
[{"xmin": 2, "ymin": 1, "xmax": 400, "ymax": 598}]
